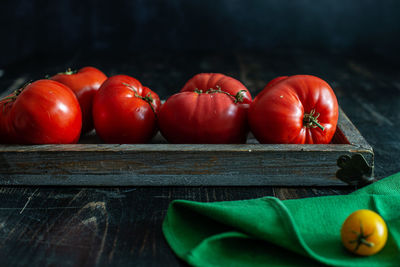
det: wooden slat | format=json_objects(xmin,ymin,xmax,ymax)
[
  {"xmin": 336, "ymin": 107, "xmax": 372, "ymax": 150},
  {"xmin": 0, "ymin": 143, "xmax": 362, "ymax": 152}
]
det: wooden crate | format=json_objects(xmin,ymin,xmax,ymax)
[{"xmin": 0, "ymin": 107, "xmax": 373, "ymax": 186}]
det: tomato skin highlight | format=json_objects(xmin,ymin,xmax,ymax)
[
  {"xmin": 51, "ymin": 66, "xmax": 107, "ymax": 133},
  {"xmin": 248, "ymin": 75, "xmax": 339, "ymax": 144},
  {"xmin": 0, "ymin": 80, "xmax": 82, "ymax": 144},
  {"xmin": 341, "ymin": 209, "xmax": 388, "ymax": 256},
  {"xmin": 159, "ymin": 73, "xmax": 251, "ymax": 144},
  {"xmin": 92, "ymin": 75, "xmax": 160, "ymax": 144}
]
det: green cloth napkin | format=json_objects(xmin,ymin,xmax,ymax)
[{"xmin": 162, "ymin": 172, "xmax": 400, "ymax": 266}]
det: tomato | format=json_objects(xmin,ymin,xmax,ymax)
[
  {"xmin": 92, "ymin": 75, "xmax": 160, "ymax": 144},
  {"xmin": 51, "ymin": 66, "xmax": 107, "ymax": 133},
  {"xmin": 0, "ymin": 80, "xmax": 82, "ymax": 144},
  {"xmin": 158, "ymin": 73, "xmax": 251, "ymax": 144},
  {"xmin": 248, "ymin": 75, "xmax": 339, "ymax": 144},
  {"xmin": 341, "ymin": 209, "xmax": 388, "ymax": 256},
  {"xmin": 181, "ymin": 73, "xmax": 252, "ymax": 104}
]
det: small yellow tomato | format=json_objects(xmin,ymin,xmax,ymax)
[{"xmin": 341, "ymin": 209, "xmax": 388, "ymax": 256}]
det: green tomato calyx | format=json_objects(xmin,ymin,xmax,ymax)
[
  {"xmin": 303, "ymin": 109, "xmax": 325, "ymax": 131},
  {"xmin": 349, "ymin": 221, "xmax": 375, "ymax": 252},
  {"xmin": 194, "ymin": 85, "xmax": 246, "ymax": 103},
  {"xmin": 122, "ymin": 83, "xmax": 156, "ymax": 114}
]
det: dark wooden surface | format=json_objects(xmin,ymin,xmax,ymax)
[{"xmin": 0, "ymin": 50, "xmax": 399, "ymax": 266}]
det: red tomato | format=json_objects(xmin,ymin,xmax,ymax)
[
  {"xmin": 248, "ymin": 75, "xmax": 339, "ymax": 144},
  {"xmin": 158, "ymin": 73, "xmax": 251, "ymax": 144},
  {"xmin": 92, "ymin": 75, "xmax": 160, "ymax": 144},
  {"xmin": 0, "ymin": 80, "xmax": 82, "ymax": 144},
  {"xmin": 51, "ymin": 66, "xmax": 107, "ymax": 133},
  {"xmin": 181, "ymin": 73, "xmax": 252, "ymax": 104}
]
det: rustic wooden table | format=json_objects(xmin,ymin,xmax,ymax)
[{"xmin": 0, "ymin": 50, "xmax": 399, "ymax": 266}]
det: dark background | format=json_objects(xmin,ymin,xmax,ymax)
[{"xmin": 1, "ymin": 0, "xmax": 400, "ymax": 68}]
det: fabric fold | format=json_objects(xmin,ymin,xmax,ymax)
[{"xmin": 163, "ymin": 172, "xmax": 400, "ymax": 266}]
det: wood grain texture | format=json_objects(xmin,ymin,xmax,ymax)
[
  {"xmin": 0, "ymin": 50, "xmax": 398, "ymax": 266},
  {"xmin": 0, "ymin": 186, "xmax": 350, "ymax": 266}
]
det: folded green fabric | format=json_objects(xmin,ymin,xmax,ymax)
[{"xmin": 162, "ymin": 172, "xmax": 400, "ymax": 266}]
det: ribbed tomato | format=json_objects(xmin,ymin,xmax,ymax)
[
  {"xmin": 92, "ymin": 75, "xmax": 160, "ymax": 144},
  {"xmin": 0, "ymin": 80, "xmax": 82, "ymax": 144},
  {"xmin": 51, "ymin": 66, "xmax": 107, "ymax": 133},
  {"xmin": 249, "ymin": 75, "xmax": 339, "ymax": 144},
  {"xmin": 158, "ymin": 73, "xmax": 251, "ymax": 144},
  {"xmin": 181, "ymin": 73, "xmax": 252, "ymax": 104}
]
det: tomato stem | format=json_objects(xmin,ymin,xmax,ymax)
[
  {"xmin": 360, "ymin": 238, "xmax": 375, "ymax": 247},
  {"xmin": 57, "ymin": 68, "xmax": 77, "ymax": 75},
  {"xmin": 234, "ymin": 90, "xmax": 247, "ymax": 103},
  {"xmin": 122, "ymin": 83, "xmax": 156, "ymax": 114},
  {"xmin": 303, "ymin": 109, "xmax": 325, "ymax": 131},
  {"xmin": 65, "ymin": 68, "xmax": 77, "ymax": 75},
  {"xmin": 349, "ymin": 221, "xmax": 375, "ymax": 252},
  {"xmin": 194, "ymin": 85, "xmax": 246, "ymax": 103}
]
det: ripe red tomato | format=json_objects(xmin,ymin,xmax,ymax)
[
  {"xmin": 181, "ymin": 73, "xmax": 252, "ymax": 104},
  {"xmin": 51, "ymin": 66, "xmax": 107, "ymax": 133},
  {"xmin": 249, "ymin": 75, "xmax": 339, "ymax": 144},
  {"xmin": 92, "ymin": 75, "xmax": 160, "ymax": 144},
  {"xmin": 158, "ymin": 73, "xmax": 251, "ymax": 144},
  {"xmin": 0, "ymin": 80, "xmax": 82, "ymax": 144}
]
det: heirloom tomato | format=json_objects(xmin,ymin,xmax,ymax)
[
  {"xmin": 341, "ymin": 209, "xmax": 388, "ymax": 256},
  {"xmin": 248, "ymin": 75, "xmax": 338, "ymax": 144},
  {"xmin": 158, "ymin": 73, "xmax": 251, "ymax": 144},
  {"xmin": 51, "ymin": 66, "xmax": 107, "ymax": 133},
  {"xmin": 181, "ymin": 73, "xmax": 252, "ymax": 104},
  {"xmin": 0, "ymin": 80, "xmax": 82, "ymax": 144},
  {"xmin": 92, "ymin": 75, "xmax": 160, "ymax": 144}
]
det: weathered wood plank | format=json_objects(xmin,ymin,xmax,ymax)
[
  {"xmin": 0, "ymin": 150, "xmax": 358, "ymax": 186},
  {"xmin": 336, "ymin": 107, "xmax": 372, "ymax": 150},
  {"xmin": 0, "ymin": 143, "xmax": 361, "ymax": 152}
]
